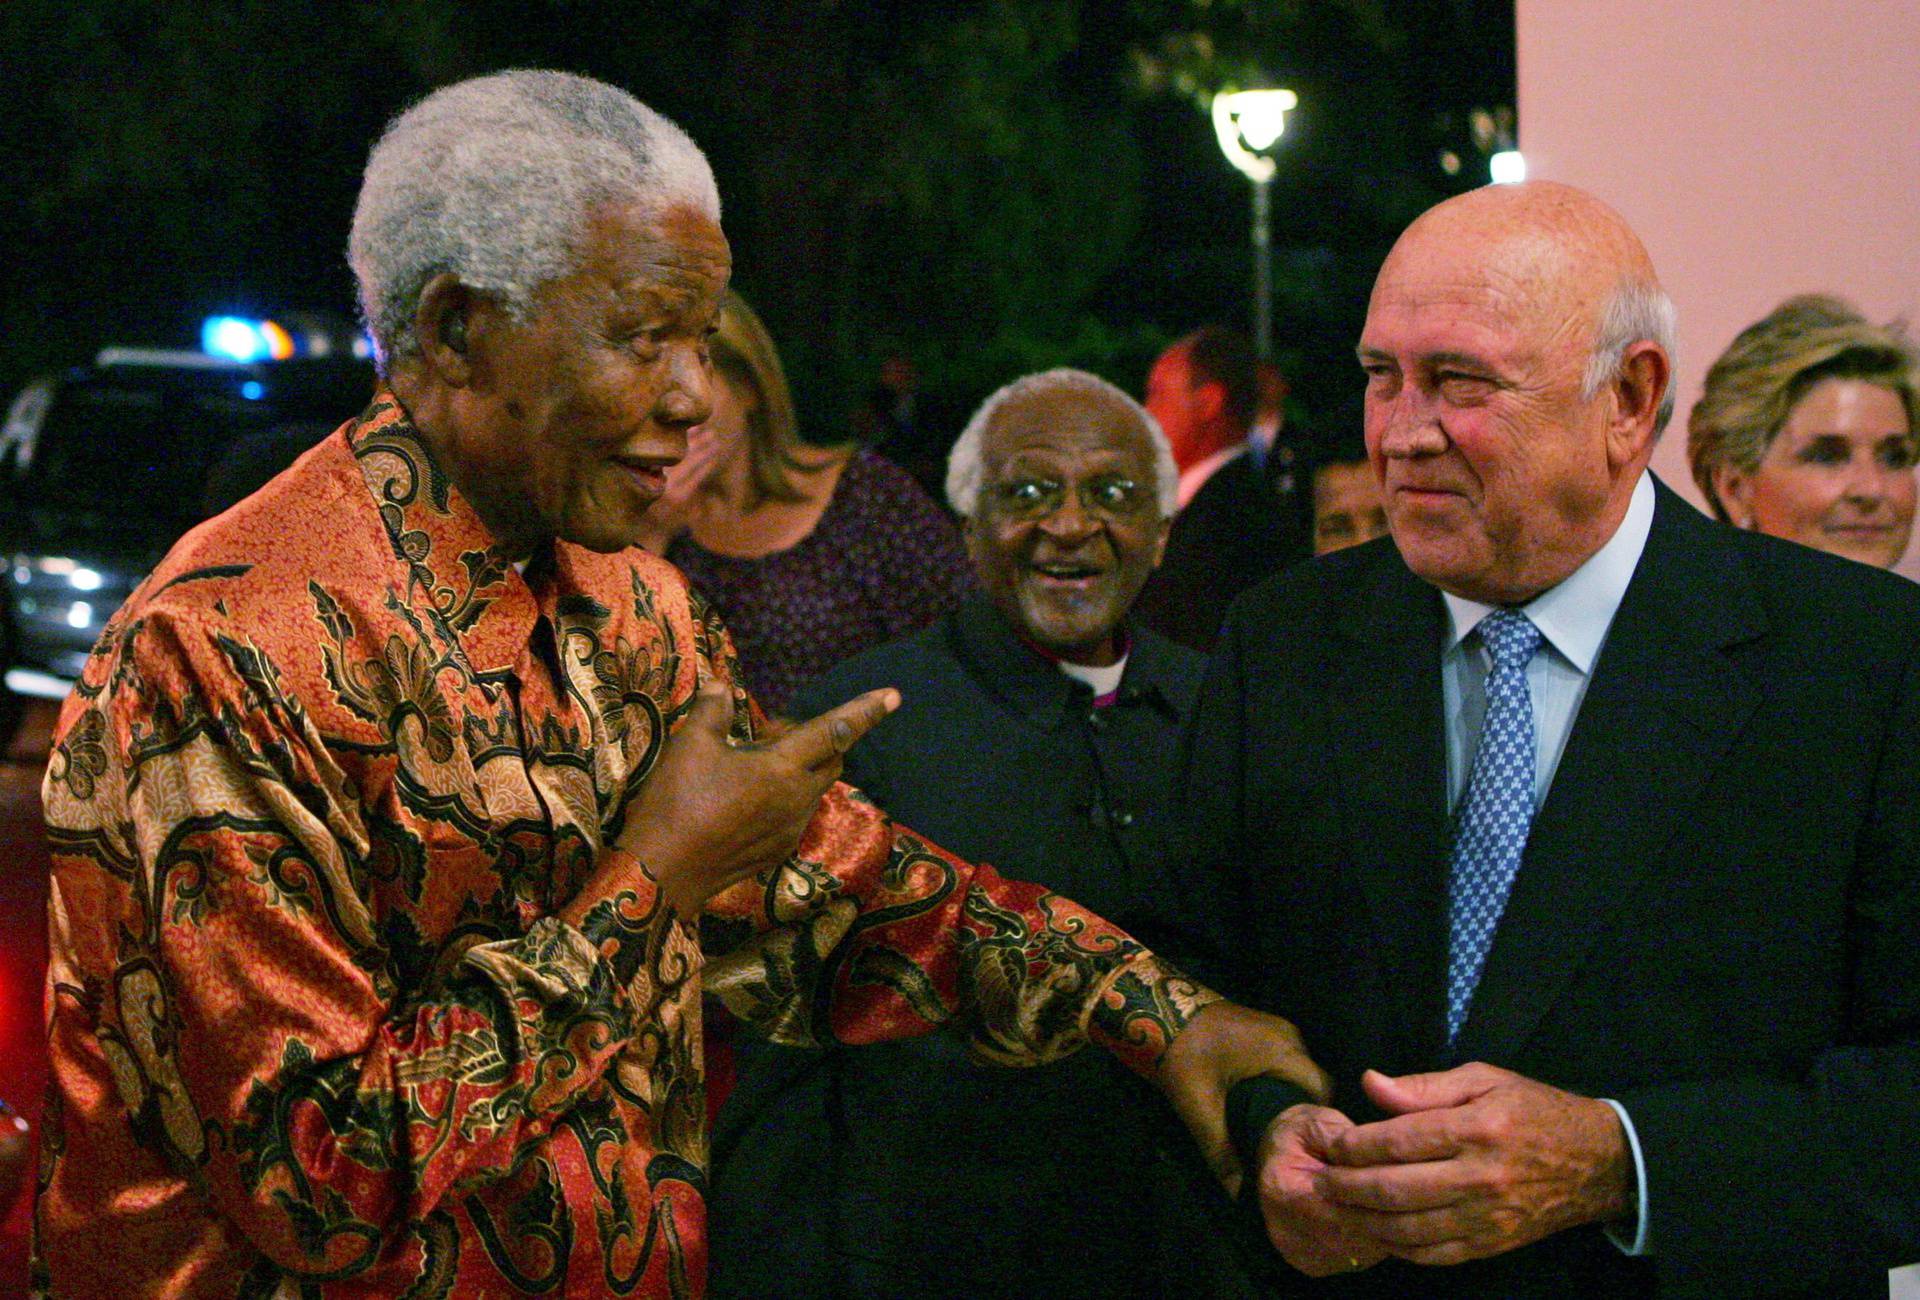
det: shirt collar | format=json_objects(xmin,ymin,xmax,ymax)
[
  {"xmin": 1442, "ymin": 471, "xmax": 1655, "ymax": 674},
  {"xmin": 1176, "ymin": 441, "xmax": 1248, "ymax": 510},
  {"xmin": 954, "ymin": 598, "xmax": 1168, "ymax": 725},
  {"xmin": 1055, "ymin": 654, "xmax": 1128, "ymax": 703},
  {"xmin": 348, "ymin": 390, "xmax": 543, "ymax": 675}
]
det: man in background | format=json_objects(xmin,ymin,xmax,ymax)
[
  {"xmin": 1248, "ymin": 359, "xmax": 1291, "ymax": 479},
  {"xmin": 1133, "ymin": 326, "xmax": 1304, "ymax": 651},
  {"xmin": 1306, "ymin": 413, "xmax": 1388, "ymax": 556},
  {"xmin": 711, "ymin": 367, "xmax": 1240, "ymax": 1298}
]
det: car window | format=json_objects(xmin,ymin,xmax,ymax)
[
  {"xmin": 29, "ymin": 385, "xmax": 180, "ymax": 511},
  {"xmin": 27, "ymin": 383, "xmax": 305, "ymax": 521}
]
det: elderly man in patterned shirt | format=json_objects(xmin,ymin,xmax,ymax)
[{"xmin": 36, "ymin": 71, "xmax": 1324, "ymax": 1298}]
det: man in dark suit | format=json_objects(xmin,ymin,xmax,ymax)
[
  {"xmin": 1134, "ymin": 327, "xmax": 1307, "ymax": 651},
  {"xmin": 1194, "ymin": 180, "xmax": 1920, "ymax": 1297},
  {"xmin": 708, "ymin": 368, "xmax": 1235, "ymax": 1298}
]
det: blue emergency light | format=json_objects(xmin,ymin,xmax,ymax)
[{"xmin": 201, "ymin": 316, "xmax": 296, "ymax": 363}]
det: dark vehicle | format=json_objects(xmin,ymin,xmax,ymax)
[{"xmin": 0, "ymin": 352, "xmax": 375, "ymax": 715}]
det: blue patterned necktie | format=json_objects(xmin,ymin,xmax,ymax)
[{"xmin": 1446, "ymin": 608, "xmax": 1544, "ymax": 1043}]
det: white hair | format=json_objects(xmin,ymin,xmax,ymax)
[
  {"xmin": 349, "ymin": 70, "xmax": 721, "ymax": 368},
  {"xmin": 1582, "ymin": 280, "xmax": 1679, "ymax": 435},
  {"xmin": 946, "ymin": 368, "xmax": 1178, "ymax": 517}
]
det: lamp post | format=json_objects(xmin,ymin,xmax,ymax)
[{"xmin": 1211, "ymin": 88, "xmax": 1297, "ymax": 362}]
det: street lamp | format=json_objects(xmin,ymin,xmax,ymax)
[
  {"xmin": 1489, "ymin": 149, "xmax": 1527, "ymax": 185},
  {"xmin": 1211, "ymin": 87, "xmax": 1297, "ymax": 361}
]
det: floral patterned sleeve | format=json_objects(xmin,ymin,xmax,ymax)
[
  {"xmin": 694, "ymin": 611, "xmax": 1219, "ymax": 1081},
  {"xmin": 45, "ymin": 606, "xmax": 640, "ymax": 1277}
]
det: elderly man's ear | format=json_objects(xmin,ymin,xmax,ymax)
[
  {"xmin": 1605, "ymin": 339, "xmax": 1670, "ymax": 469},
  {"xmin": 1193, "ymin": 378, "xmax": 1229, "ymax": 426},
  {"xmin": 413, "ymin": 272, "xmax": 494, "ymax": 388}
]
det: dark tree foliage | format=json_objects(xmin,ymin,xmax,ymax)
[{"xmin": 0, "ymin": 0, "xmax": 1511, "ymax": 444}]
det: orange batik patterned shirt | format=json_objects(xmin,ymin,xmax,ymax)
[{"xmin": 36, "ymin": 393, "xmax": 1215, "ymax": 1299}]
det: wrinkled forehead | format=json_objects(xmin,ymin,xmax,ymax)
[
  {"xmin": 1365, "ymin": 222, "xmax": 1602, "ymax": 364},
  {"xmin": 552, "ymin": 197, "xmax": 732, "ymax": 315},
  {"xmin": 655, "ymin": 200, "xmax": 731, "ymax": 262},
  {"xmin": 1371, "ymin": 182, "xmax": 1655, "ymax": 337},
  {"xmin": 1378, "ymin": 217, "xmax": 1579, "ymax": 309},
  {"xmin": 594, "ymin": 198, "xmax": 730, "ymax": 269},
  {"xmin": 984, "ymin": 389, "xmax": 1155, "ymax": 468}
]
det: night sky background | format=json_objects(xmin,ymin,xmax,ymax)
[{"xmin": 4, "ymin": 0, "xmax": 1514, "ymax": 450}]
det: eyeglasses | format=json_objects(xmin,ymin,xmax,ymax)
[{"xmin": 982, "ymin": 473, "xmax": 1156, "ymax": 522}]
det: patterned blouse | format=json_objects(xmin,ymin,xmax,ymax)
[
  {"xmin": 666, "ymin": 451, "xmax": 974, "ymax": 715},
  {"xmin": 36, "ymin": 394, "xmax": 1215, "ymax": 1298}
]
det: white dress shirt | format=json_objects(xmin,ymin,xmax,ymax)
[{"xmin": 1437, "ymin": 470, "xmax": 1657, "ymax": 1256}]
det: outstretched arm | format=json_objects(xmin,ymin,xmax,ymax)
[{"xmin": 691, "ymin": 654, "xmax": 1327, "ymax": 1177}]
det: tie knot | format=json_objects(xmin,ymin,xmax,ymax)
[{"xmin": 1479, "ymin": 608, "xmax": 1542, "ymax": 670}]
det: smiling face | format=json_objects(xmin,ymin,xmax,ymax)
[
  {"xmin": 1718, "ymin": 377, "xmax": 1916, "ymax": 568},
  {"xmin": 1357, "ymin": 192, "xmax": 1657, "ymax": 604},
  {"xmin": 966, "ymin": 387, "xmax": 1170, "ymax": 665},
  {"xmin": 435, "ymin": 199, "xmax": 731, "ymax": 555}
]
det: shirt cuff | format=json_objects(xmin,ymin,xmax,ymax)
[
  {"xmin": 1085, "ymin": 954, "xmax": 1222, "ymax": 1079},
  {"xmin": 1227, "ymin": 1076, "xmax": 1316, "ymax": 1176},
  {"xmin": 1599, "ymin": 1097, "xmax": 1651, "ymax": 1256}
]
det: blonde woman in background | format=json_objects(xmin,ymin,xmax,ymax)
[
  {"xmin": 1689, "ymin": 294, "xmax": 1920, "ymax": 569},
  {"xmin": 640, "ymin": 292, "xmax": 972, "ymax": 712}
]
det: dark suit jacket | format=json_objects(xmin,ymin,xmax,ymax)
[
  {"xmin": 1183, "ymin": 479, "xmax": 1920, "ymax": 1298},
  {"xmin": 1136, "ymin": 449, "xmax": 1305, "ymax": 653},
  {"xmin": 708, "ymin": 600, "xmax": 1221, "ymax": 1299}
]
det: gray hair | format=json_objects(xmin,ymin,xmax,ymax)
[
  {"xmin": 349, "ymin": 70, "xmax": 721, "ymax": 367},
  {"xmin": 946, "ymin": 368, "xmax": 1178, "ymax": 517},
  {"xmin": 1581, "ymin": 280, "xmax": 1679, "ymax": 435}
]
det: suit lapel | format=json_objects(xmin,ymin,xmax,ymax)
[
  {"xmin": 1453, "ymin": 482, "xmax": 1768, "ymax": 1063},
  {"xmin": 1331, "ymin": 552, "xmax": 1455, "ymax": 1062}
]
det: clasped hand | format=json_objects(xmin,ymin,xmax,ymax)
[{"xmin": 1254, "ymin": 1063, "xmax": 1632, "ymax": 1274}]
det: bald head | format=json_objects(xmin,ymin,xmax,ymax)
[
  {"xmin": 1358, "ymin": 181, "xmax": 1674, "ymax": 603},
  {"xmin": 1394, "ymin": 181, "xmax": 1658, "ymax": 297}
]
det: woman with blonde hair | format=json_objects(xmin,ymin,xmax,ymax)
[
  {"xmin": 1688, "ymin": 294, "xmax": 1920, "ymax": 569},
  {"xmin": 641, "ymin": 292, "xmax": 971, "ymax": 711}
]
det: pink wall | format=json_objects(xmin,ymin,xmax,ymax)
[{"xmin": 1516, "ymin": 0, "xmax": 1920, "ymax": 578}]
